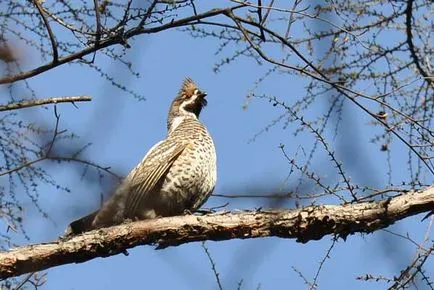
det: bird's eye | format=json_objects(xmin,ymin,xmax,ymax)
[{"xmin": 185, "ymin": 89, "xmax": 199, "ymax": 99}]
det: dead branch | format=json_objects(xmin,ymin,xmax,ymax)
[
  {"xmin": 0, "ymin": 96, "xmax": 91, "ymax": 112},
  {"xmin": 0, "ymin": 186, "xmax": 433, "ymax": 279}
]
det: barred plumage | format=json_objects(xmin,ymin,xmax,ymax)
[{"xmin": 67, "ymin": 78, "xmax": 217, "ymax": 234}]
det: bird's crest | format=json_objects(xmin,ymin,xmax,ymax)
[{"xmin": 178, "ymin": 77, "xmax": 197, "ymax": 98}]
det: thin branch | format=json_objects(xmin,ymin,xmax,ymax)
[
  {"xmin": 231, "ymin": 0, "xmax": 370, "ymax": 49},
  {"xmin": 190, "ymin": 0, "xmax": 198, "ymax": 16},
  {"xmin": 13, "ymin": 272, "xmax": 35, "ymax": 290},
  {"xmin": 0, "ymin": 186, "xmax": 433, "ymax": 279},
  {"xmin": 43, "ymin": 6, "xmax": 97, "ymax": 36},
  {"xmin": 93, "ymin": 0, "xmax": 102, "ymax": 45},
  {"xmin": 0, "ymin": 96, "xmax": 91, "ymax": 112},
  {"xmin": 32, "ymin": 0, "xmax": 58, "ymax": 63},
  {"xmin": 47, "ymin": 156, "xmax": 122, "ymax": 181},
  {"xmin": 405, "ymin": 0, "xmax": 433, "ymax": 88},
  {"xmin": 46, "ymin": 106, "xmax": 61, "ymax": 156},
  {"xmin": 256, "ymin": 0, "xmax": 265, "ymax": 41},
  {"xmin": 310, "ymin": 237, "xmax": 337, "ymax": 290},
  {"xmin": 138, "ymin": 0, "xmax": 158, "ymax": 28},
  {"xmin": 389, "ymin": 248, "xmax": 434, "ymax": 289},
  {"xmin": 292, "ymin": 266, "xmax": 314, "ymax": 288},
  {"xmin": 284, "ymin": 0, "xmax": 302, "ymax": 48},
  {"xmin": 0, "ymin": 157, "xmax": 45, "ymax": 177},
  {"xmin": 202, "ymin": 242, "xmax": 223, "ymax": 290},
  {"xmin": 261, "ymin": 0, "xmax": 275, "ymax": 24},
  {"xmin": 0, "ymin": 155, "xmax": 121, "ymax": 182}
]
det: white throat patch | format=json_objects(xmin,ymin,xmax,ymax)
[
  {"xmin": 169, "ymin": 95, "xmax": 199, "ymax": 134},
  {"xmin": 169, "ymin": 115, "xmax": 195, "ymax": 134},
  {"xmin": 169, "ymin": 116, "xmax": 184, "ymax": 133}
]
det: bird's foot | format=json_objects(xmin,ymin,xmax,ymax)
[
  {"xmin": 183, "ymin": 209, "xmax": 193, "ymax": 215},
  {"xmin": 193, "ymin": 208, "xmax": 214, "ymax": 215}
]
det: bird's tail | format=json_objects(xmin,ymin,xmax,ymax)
[{"xmin": 65, "ymin": 210, "xmax": 99, "ymax": 235}]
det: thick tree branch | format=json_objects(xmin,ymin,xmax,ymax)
[
  {"xmin": 0, "ymin": 186, "xmax": 433, "ymax": 279},
  {"xmin": 0, "ymin": 96, "xmax": 91, "ymax": 112}
]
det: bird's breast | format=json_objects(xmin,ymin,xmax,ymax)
[{"xmin": 161, "ymin": 120, "xmax": 217, "ymax": 210}]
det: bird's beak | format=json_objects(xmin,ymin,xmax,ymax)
[{"xmin": 199, "ymin": 91, "xmax": 208, "ymax": 107}]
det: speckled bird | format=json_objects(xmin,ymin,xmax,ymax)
[{"xmin": 67, "ymin": 78, "xmax": 217, "ymax": 234}]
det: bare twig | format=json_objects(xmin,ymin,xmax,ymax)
[
  {"xmin": 389, "ymin": 248, "xmax": 434, "ymax": 289},
  {"xmin": 43, "ymin": 7, "xmax": 97, "ymax": 36},
  {"xmin": 46, "ymin": 106, "xmax": 63, "ymax": 156},
  {"xmin": 310, "ymin": 237, "xmax": 337, "ymax": 289},
  {"xmin": 138, "ymin": 0, "xmax": 158, "ymax": 28},
  {"xmin": 292, "ymin": 266, "xmax": 316, "ymax": 289},
  {"xmin": 256, "ymin": 0, "xmax": 265, "ymax": 41},
  {"xmin": 93, "ymin": 0, "xmax": 102, "ymax": 45},
  {"xmin": 260, "ymin": 0, "xmax": 274, "ymax": 24},
  {"xmin": 231, "ymin": 0, "xmax": 370, "ymax": 49},
  {"xmin": 190, "ymin": 0, "xmax": 198, "ymax": 16},
  {"xmin": 13, "ymin": 272, "xmax": 35, "ymax": 290},
  {"xmin": 0, "ymin": 155, "xmax": 121, "ymax": 182},
  {"xmin": 0, "ymin": 157, "xmax": 46, "ymax": 177},
  {"xmin": 202, "ymin": 242, "xmax": 223, "ymax": 290},
  {"xmin": 32, "ymin": 0, "xmax": 58, "ymax": 63},
  {"xmin": 405, "ymin": 0, "xmax": 433, "ymax": 88}
]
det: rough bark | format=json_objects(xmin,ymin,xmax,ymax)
[{"xmin": 0, "ymin": 186, "xmax": 433, "ymax": 279}]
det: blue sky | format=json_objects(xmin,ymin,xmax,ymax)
[{"xmin": 2, "ymin": 2, "xmax": 433, "ymax": 289}]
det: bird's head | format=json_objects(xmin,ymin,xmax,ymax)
[{"xmin": 168, "ymin": 78, "xmax": 207, "ymax": 131}]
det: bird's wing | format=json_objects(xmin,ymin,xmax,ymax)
[{"xmin": 124, "ymin": 142, "xmax": 187, "ymax": 218}]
